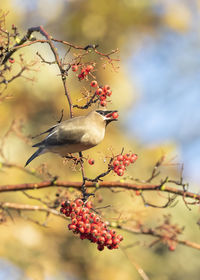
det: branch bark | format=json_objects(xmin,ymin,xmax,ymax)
[
  {"xmin": 0, "ymin": 180, "xmax": 199, "ymax": 201},
  {"xmin": 118, "ymin": 225, "xmax": 200, "ymax": 251}
]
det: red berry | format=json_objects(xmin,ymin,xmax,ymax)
[
  {"xmin": 82, "ymin": 213, "xmax": 89, "ymax": 221},
  {"xmin": 98, "ymin": 236, "xmax": 105, "ymax": 244},
  {"xmin": 90, "ymin": 213, "xmax": 96, "ymax": 219},
  {"xmin": 97, "ymin": 244, "xmax": 104, "ymax": 251},
  {"xmin": 112, "ymin": 237, "xmax": 120, "ymax": 245},
  {"xmin": 114, "ymin": 166, "xmax": 119, "ymax": 173},
  {"xmin": 91, "ymin": 223, "xmax": 98, "ymax": 230},
  {"xmin": 130, "ymin": 154, "xmax": 138, "ymax": 162},
  {"xmin": 113, "ymin": 160, "xmax": 120, "ymax": 166},
  {"xmin": 101, "ymin": 230, "xmax": 107, "ymax": 237},
  {"xmin": 96, "ymin": 88, "xmax": 103, "ymax": 95},
  {"xmin": 78, "ymin": 73, "xmax": 84, "ymax": 80},
  {"xmin": 112, "ymin": 112, "xmax": 118, "ymax": 119},
  {"xmin": 81, "ymin": 68, "xmax": 87, "ymax": 74},
  {"xmin": 76, "ymin": 215, "xmax": 82, "ymax": 221},
  {"xmin": 84, "ymin": 223, "xmax": 91, "ymax": 230},
  {"xmin": 118, "ymin": 164, "xmax": 125, "ymax": 170},
  {"xmin": 100, "ymin": 100, "xmax": 107, "ymax": 107},
  {"xmin": 106, "ymin": 239, "xmax": 113, "ymax": 245},
  {"xmin": 79, "ymin": 227, "xmax": 85, "ymax": 233},
  {"xmin": 123, "ymin": 160, "xmax": 130, "ymax": 166},
  {"xmin": 61, "ymin": 201, "xmax": 65, "ymax": 207},
  {"xmin": 169, "ymin": 245, "xmax": 176, "ymax": 251},
  {"xmin": 106, "ymin": 90, "xmax": 112, "ymax": 96},
  {"xmin": 75, "ymin": 198, "xmax": 83, "ymax": 206},
  {"xmin": 102, "ymin": 222, "xmax": 108, "ymax": 228},
  {"xmin": 88, "ymin": 158, "xmax": 95, "ymax": 165},
  {"xmin": 110, "ymin": 229, "xmax": 116, "ymax": 236},
  {"xmin": 92, "ymin": 229, "xmax": 98, "ymax": 236},
  {"xmin": 90, "ymin": 80, "xmax": 98, "ymax": 87},
  {"xmin": 135, "ymin": 190, "xmax": 140, "ymax": 196},
  {"xmin": 100, "ymin": 95, "xmax": 106, "ymax": 101},
  {"xmin": 93, "ymin": 216, "xmax": 100, "ymax": 223},
  {"xmin": 117, "ymin": 169, "xmax": 124, "ymax": 176},
  {"xmin": 71, "ymin": 218, "xmax": 77, "ymax": 225},
  {"xmin": 86, "ymin": 65, "xmax": 94, "ymax": 72},
  {"xmin": 8, "ymin": 58, "xmax": 15, "ymax": 63},
  {"xmin": 70, "ymin": 202, "xmax": 76, "ymax": 208},
  {"xmin": 80, "ymin": 234, "xmax": 86, "ymax": 240},
  {"xmin": 81, "ymin": 208, "xmax": 90, "ymax": 215},
  {"xmin": 68, "ymin": 224, "xmax": 76, "ymax": 230},
  {"xmin": 85, "ymin": 201, "xmax": 92, "ymax": 209},
  {"xmin": 70, "ymin": 212, "xmax": 76, "ymax": 219},
  {"xmin": 123, "ymin": 153, "xmax": 130, "ymax": 160},
  {"xmin": 74, "ymin": 207, "xmax": 81, "ymax": 215},
  {"xmin": 72, "ymin": 65, "xmax": 78, "ymax": 72},
  {"xmin": 103, "ymin": 85, "xmax": 110, "ymax": 92},
  {"xmin": 105, "ymin": 233, "xmax": 112, "ymax": 240},
  {"xmin": 117, "ymin": 234, "xmax": 123, "ymax": 241},
  {"xmin": 117, "ymin": 155, "xmax": 124, "ymax": 162},
  {"xmin": 60, "ymin": 208, "xmax": 64, "ymax": 213},
  {"xmin": 65, "ymin": 211, "xmax": 70, "ymax": 217}
]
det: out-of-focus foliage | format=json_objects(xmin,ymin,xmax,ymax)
[{"xmin": 0, "ymin": 1, "xmax": 200, "ymax": 280}]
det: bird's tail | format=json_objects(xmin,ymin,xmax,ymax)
[{"xmin": 25, "ymin": 147, "xmax": 45, "ymax": 167}]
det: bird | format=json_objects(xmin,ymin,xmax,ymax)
[{"xmin": 25, "ymin": 110, "xmax": 118, "ymax": 166}]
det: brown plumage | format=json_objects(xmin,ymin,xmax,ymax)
[{"xmin": 25, "ymin": 110, "xmax": 118, "ymax": 166}]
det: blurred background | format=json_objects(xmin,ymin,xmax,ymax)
[{"xmin": 0, "ymin": 0, "xmax": 200, "ymax": 279}]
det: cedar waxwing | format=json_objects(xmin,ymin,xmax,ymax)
[{"xmin": 25, "ymin": 110, "xmax": 118, "ymax": 166}]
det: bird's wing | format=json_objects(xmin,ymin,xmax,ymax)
[
  {"xmin": 32, "ymin": 124, "xmax": 58, "ymax": 139},
  {"xmin": 33, "ymin": 118, "xmax": 86, "ymax": 147}
]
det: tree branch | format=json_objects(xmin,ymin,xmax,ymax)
[
  {"xmin": 0, "ymin": 180, "xmax": 199, "ymax": 201},
  {"xmin": 0, "ymin": 201, "xmax": 66, "ymax": 220},
  {"xmin": 117, "ymin": 225, "xmax": 200, "ymax": 251}
]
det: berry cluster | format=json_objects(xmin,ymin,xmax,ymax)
[
  {"xmin": 71, "ymin": 63, "xmax": 114, "ymax": 107},
  {"xmin": 94, "ymin": 84, "xmax": 112, "ymax": 107},
  {"xmin": 112, "ymin": 153, "xmax": 138, "ymax": 176},
  {"xmin": 72, "ymin": 64, "xmax": 94, "ymax": 80},
  {"xmin": 60, "ymin": 198, "xmax": 123, "ymax": 251}
]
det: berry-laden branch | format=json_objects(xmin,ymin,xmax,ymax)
[
  {"xmin": 1, "ymin": 23, "xmax": 119, "ymax": 115},
  {"xmin": 60, "ymin": 198, "xmax": 123, "ymax": 251},
  {"xmin": 1, "ymin": 201, "xmax": 200, "ymax": 251}
]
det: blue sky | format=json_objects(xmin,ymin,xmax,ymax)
[{"xmin": 126, "ymin": 26, "xmax": 200, "ymax": 184}]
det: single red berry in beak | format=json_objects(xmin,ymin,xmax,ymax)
[{"xmin": 112, "ymin": 112, "xmax": 118, "ymax": 119}]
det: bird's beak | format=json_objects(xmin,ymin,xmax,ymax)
[
  {"xmin": 104, "ymin": 110, "xmax": 118, "ymax": 125},
  {"xmin": 105, "ymin": 110, "xmax": 118, "ymax": 121}
]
